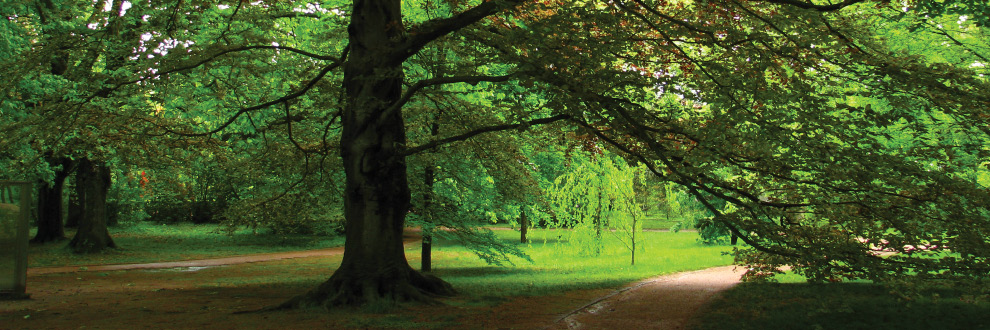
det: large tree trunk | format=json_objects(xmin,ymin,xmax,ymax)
[
  {"xmin": 32, "ymin": 157, "xmax": 73, "ymax": 243},
  {"xmin": 69, "ymin": 158, "xmax": 116, "ymax": 253},
  {"xmin": 280, "ymin": 0, "xmax": 453, "ymax": 309}
]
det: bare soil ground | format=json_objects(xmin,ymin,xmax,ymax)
[{"xmin": 2, "ymin": 239, "xmax": 741, "ymax": 330}]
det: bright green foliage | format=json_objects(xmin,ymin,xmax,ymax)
[{"xmin": 548, "ymin": 152, "xmax": 643, "ymax": 264}]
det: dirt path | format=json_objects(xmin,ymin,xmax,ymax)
[
  {"xmin": 546, "ymin": 265, "xmax": 744, "ymax": 330},
  {"xmin": 27, "ymin": 248, "xmax": 348, "ymax": 275},
  {"xmin": 28, "ymin": 230, "xmax": 423, "ymax": 275}
]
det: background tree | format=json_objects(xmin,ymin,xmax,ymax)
[
  {"xmin": 0, "ymin": 1, "xmax": 161, "ymax": 252},
  {"xmin": 31, "ymin": 156, "xmax": 73, "ymax": 243}
]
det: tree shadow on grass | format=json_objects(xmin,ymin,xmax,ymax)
[
  {"xmin": 695, "ymin": 282, "xmax": 990, "ymax": 330},
  {"xmin": 431, "ymin": 266, "xmax": 537, "ymax": 278}
]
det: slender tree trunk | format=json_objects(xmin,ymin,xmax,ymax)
[
  {"xmin": 422, "ymin": 164, "xmax": 436, "ymax": 273},
  {"xmin": 421, "ymin": 107, "xmax": 442, "ymax": 272},
  {"xmin": 519, "ymin": 210, "xmax": 528, "ymax": 244},
  {"xmin": 0, "ymin": 186, "xmax": 12, "ymax": 203},
  {"xmin": 594, "ymin": 196, "xmax": 604, "ymax": 254},
  {"xmin": 32, "ymin": 157, "xmax": 73, "ymax": 243},
  {"xmin": 69, "ymin": 158, "xmax": 116, "ymax": 253},
  {"xmin": 631, "ymin": 215, "xmax": 637, "ymax": 266},
  {"xmin": 421, "ymin": 232, "xmax": 433, "ymax": 272},
  {"xmin": 280, "ymin": 0, "xmax": 452, "ymax": 308}
]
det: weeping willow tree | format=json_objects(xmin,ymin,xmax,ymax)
[{"xmin": 549, "ymin": 153, "xmax": 643, "ymax": 264}]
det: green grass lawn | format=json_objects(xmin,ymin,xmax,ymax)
[
  {"xmin": 642, "ymin": 214, "xmax": 683, "ymax": 230},
  {"xmin": 28, "ymin": 222, "xmax": 345, "ymax": 267},
  {"xmin": 427, "ymin": 228, "xmax": 734, "ymax": 298}
]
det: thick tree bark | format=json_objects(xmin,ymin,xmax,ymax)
[
  {"xmin": 68, "ymin": 158, "xmax": 116, "ymax": 253},
  {"xmin": 32, "ymin": 157, "xmax": 73, "ymax": 243},
  {"xmin": 279, "ymin": 0, "xmax": 453, "ymax": 309}
]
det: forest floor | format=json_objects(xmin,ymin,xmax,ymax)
[{"xmin": 2, "ymin": 230, "xmax": 741, "ymax": 330}]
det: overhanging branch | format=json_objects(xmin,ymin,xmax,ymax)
[
  {"xmin": 384, "ymin": 74, "xmax": 515, "ymax": 119},
  {"xmin": 159, "ymin": 61, "xmax": 341, "ymax": 137},
  {"xmin": 87, "ymin": 44, "xmax": 344, "ymax": 108},
  {"xmin": 759, "ymin": 0, "xmax": 867, "ymax": 11},
  {"xmin": 393, "ymin": 0, "xmax": 527, "ymax": 63},
  {"xmin": 402, "ymin": 113, "xmax": 571, "ymax": 156}
]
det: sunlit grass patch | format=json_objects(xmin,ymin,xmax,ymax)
[{"xmin": 424, "ymin": 229, "xmax": 735, "ymax": 297}]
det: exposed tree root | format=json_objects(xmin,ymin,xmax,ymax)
[{"xmin": 271, "ymin": 265, "xmax": 455, "ymax": 312}]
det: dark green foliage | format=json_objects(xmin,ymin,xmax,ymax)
[
  {"xmin": 910, "ymin": 0, "xmax": 990, "ymax": 27},
  {"xmin": 141, "ymin": 165, "xmax": 236, "ymax": 225},
  {"xmin": 692, "ymin": 217, "xmax": 733, "ymax": 245}
]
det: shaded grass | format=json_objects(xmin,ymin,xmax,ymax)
[
  {"xmin": 345, "ymin": 314, "xmax": 461, "ymax": 329},
  {"xmin": 28, "ymin": 222, "xmax": 345, "ymax": 267},
  {"xmin": 693, "ymin": 281, "xmax": 990, "ymax": 330}
]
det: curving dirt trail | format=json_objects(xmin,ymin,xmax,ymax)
[
  {"xmin": 28, "ymin": 248, "xmax": 352, "ymax": 275},
  {"xmin": 546, "ymin": 265, "xmax": 744, "ymax": 330}
]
